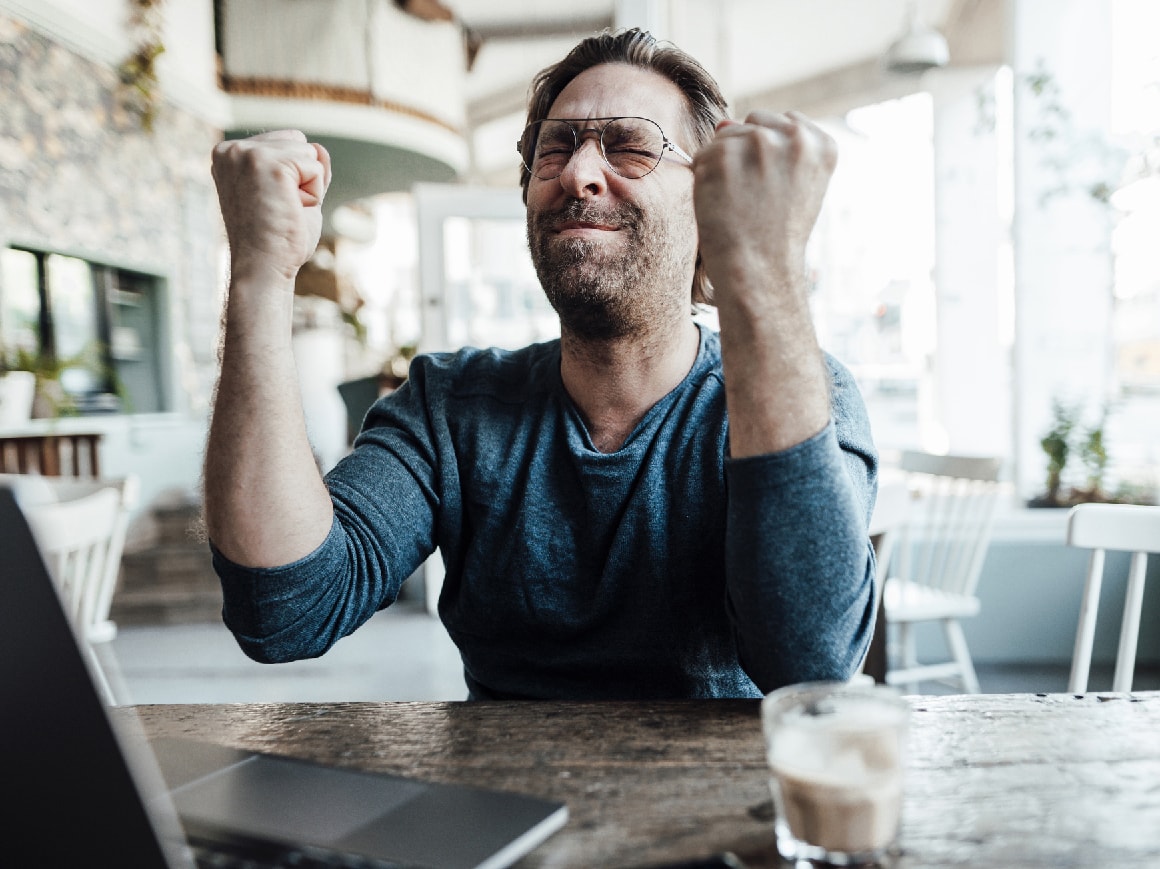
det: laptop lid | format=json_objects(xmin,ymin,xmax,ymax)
[
  {"xmin": 1, "ymin": 483, "xmax": 568, "ymax": 868},
  {"xmin": 1, "ymin": 484, "xmax": 193, "ymax": 867}
]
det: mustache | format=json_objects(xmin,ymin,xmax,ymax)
[{"xmin": 533, "ymin": 199, "xmax": 643, "ymax": 233}]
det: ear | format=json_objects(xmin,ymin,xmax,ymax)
[{"xmin": 692, "ymin": 253, "xmax": 715, "ymax": 306}]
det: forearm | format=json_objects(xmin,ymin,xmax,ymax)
[
  {"xmin": 715, "ymin": 264, "xmax": 831, "ymax": 458},
  {"xmin": 203, "ymin": 130, "xmax": 336, "ymax": 567},
  {"xmin": 692, "ymin": 114, "xmax": 837, "ymax": 458},
  {"xmin": 203, "ymin": 277, "xmax": 333, "ymax": 566}
]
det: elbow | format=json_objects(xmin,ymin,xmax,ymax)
[
  {"xmin": 236, "ymin": 639, "xmax": 299, "ymax": 665},
  {"xmin": 229, "ymin": 628, "xmax": 309, "ymax": 664},
  {"xmin": 223, "ymin": 606, "xmax": 333, "ymax": 664},
  {"xmin": 230, "ymin": 630, "xmax": 328, "ymax": 664}
]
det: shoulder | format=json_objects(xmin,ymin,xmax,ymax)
[
  {"xmin": 356, "ymin": 339, "xmax": 563, "ymax": 452},
  {"xmin": 821, "ymin": 351, "xmax": 867, "ymax": 421},
  {"xmin": 821, "ymin": 351, "xmax": 873, "ymax": 440},
  {"xmin": 822, "ymin": 350, "xmax": 858, "ymax": 392},
  {"xmin": 692, "ymin": 322, "xmax": 724, "ymax": 382},
  {"xmin": 820, "ymin": 351, "xmax": 877, "ymax": 492},
  {"xmin": 409, "ymin": 340, "xmax": 561, "ymax": 401}
]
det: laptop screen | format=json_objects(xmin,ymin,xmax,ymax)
[{"xmin": 1, "ymin": 485, "xmax": 189, "ymax": 867}]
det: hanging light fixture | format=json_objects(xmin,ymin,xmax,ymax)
[{"xmin": 884, "ymin": 0, "xmax": 950, "ymax": 75}]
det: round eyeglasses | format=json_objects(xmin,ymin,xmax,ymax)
[{"xmin": 517, "ymin": 116, "xmax": 693, "ymax": 181}]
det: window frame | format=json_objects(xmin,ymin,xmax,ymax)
[{"xmin": 0, "ymin": 245, "xmax": 170, "ymax": 416}]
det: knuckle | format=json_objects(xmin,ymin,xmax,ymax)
[
  {"xmin": 822, "ymin": 138, "xmax": 839, "ymax": 169},
  {"xmin": 211, "ymin": 140, "xmax": 239, "ymax": 165},
  {"xmin": 744, "ymin": 110, "xmax": 782, "ymax": 127}
]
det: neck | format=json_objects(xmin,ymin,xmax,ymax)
[{"xmin": 560, "ymin": 315, "xmax": 700, "ymax": 453}]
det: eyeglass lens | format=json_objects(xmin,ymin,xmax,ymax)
[{"xmin": 523, "ymin": 118, "xmax": 667, "ymax": 180}]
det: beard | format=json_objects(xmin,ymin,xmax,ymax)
[{"xmin": 527, "ymin": 198, "xmax": 693, "ymax": 342}]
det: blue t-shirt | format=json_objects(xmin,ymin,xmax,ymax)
[{"xmin": 213, "ymin": 325, "xmax": 879, "ymax": 699}]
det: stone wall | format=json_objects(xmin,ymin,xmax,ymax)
[{"xmin": 0, "ymin": 12, "xmax": 223, "ymax": 414}]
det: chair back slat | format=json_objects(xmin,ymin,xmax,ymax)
[
  {"xmin": 899, "ymin": 451, "xmax": 1002, "ymax": 481},
  {"xmin": 881, "ymin": 451, "xmax": 1005, "ymax": 693},
  {"xmin": 896, "ymin": 452, "xmax": 1004, "ymax": 598},
  {"xmin": 26, "ymin": 487, "xmax": 122, "ymax": 634},
  {"xmin": 10, "ymin": 476, "xmax": 137, "ymax": 705}
]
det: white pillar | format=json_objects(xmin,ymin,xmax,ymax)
[
  {"xmin": 1010, "ymin": 0, "xmax": 1115, "ymax": 499},
  {"xmin": 929, "ymin": 66, "xmax": 1012, "ymax": 458}
]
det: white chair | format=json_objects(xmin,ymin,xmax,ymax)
[
  {"xmin": 882, "ymin": 452, "xmax": 1004, "ymax": 694},
  {"xmin": 870, "ymin": 472, "xmax": 913, "ymax": 590},
  {"xmin": 1066, "ymin": 503, "xmax": 1160, "ymax": 693},
  {"xmin": 13, "ymin": 474, "xmax": 139, "ymax": 704}
]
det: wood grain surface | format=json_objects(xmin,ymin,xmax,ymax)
[{"xmin": 132, "ymin": 692, "xmax": 1160, "ymax": 868}]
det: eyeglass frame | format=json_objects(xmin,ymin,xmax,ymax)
[{"xmin": 517, "ymin": 116, "xmax": 694, "ymax": 181}]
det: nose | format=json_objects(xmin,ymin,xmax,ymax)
[{"xmin": 556, "ymin": 131, "xmax": 609, "ymax": 198}]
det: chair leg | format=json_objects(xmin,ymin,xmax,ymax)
[
  {"xmin": 1112, "ymin": 552, "xmax": 1147, "ymax": 693},
  {"xmin": 89, "ymin": 642, "xmax": 130, "ymax": 706},
  {"xmin": 1069, "ymin": 550, "xmax": 1105, "ymax": 693},
  {"xmin": 943, "ymin": 619, "xmax": 980, "ymax": 694}
]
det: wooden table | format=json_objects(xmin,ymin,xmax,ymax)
[{"xmin": 133, "ymin": 693, "xmax": 1160, "ymax": 868}]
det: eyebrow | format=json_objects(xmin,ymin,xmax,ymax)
[{"xmin": 545, "ymin": 116, "xmax": 632, "ymax": 124}]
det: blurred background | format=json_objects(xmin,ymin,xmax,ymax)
[{"xmin": 1, "ymin": 0, "xmax": 1157, "ymax": 699}]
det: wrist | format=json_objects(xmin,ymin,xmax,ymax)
[
  {"xmin": 704, "ymin": 245, "xmax": 806, "ymax": 299},
  {"xmin": 227, "ymin": 254, "xmax": 302, "ymax": 289},
  {"xmin": 713, "ymin": 271, "xmax": 811, "ymax": 331},
  {"xmin": 224, "ymin": 274, "xmax": 297, "ymax": 339}
]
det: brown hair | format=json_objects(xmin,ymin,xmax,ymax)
[{"xmin": 520, "ymin": 28, "xmax": 728, "ymax": 305}]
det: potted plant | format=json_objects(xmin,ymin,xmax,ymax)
[
  {"xmin": 1074, "ymin": 414, "xmax": 1110, "ymax": 503},
  {"xmin": 1029, "ymin": 398, "xmax": 1156, "ymax": 507},
  {"xmin": 0, "ymin": 343, "xmax": 118, "ymax": 420},
  {"xmin": 0, "ymin": 345, "xmax": 37, "ymax": 427},
  {"xmin": 1028, "ymin": 399, "xmax": 1076, "ymax": 507},
  {"xmin": 13, "ymin": 347, "xmax": 82, "ymax": 418}
]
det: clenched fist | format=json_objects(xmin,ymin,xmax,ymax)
[
  {"xmin": 692, "ymin": 111, "xmax": 837, "ymax": 307},
  {"xmin": 211, "ymin": 130, "xmax": 332, "ymax": 288}
]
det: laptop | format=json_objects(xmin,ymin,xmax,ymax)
[{"xmin": 1, "ymin": 484, "xmax": 568, "ymax": 868}]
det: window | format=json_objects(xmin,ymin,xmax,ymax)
[
  {"xmin": 812, "ymin": 94, "xmax": 938, "ymax": 453},
  {"xmin": 0, "ymin": 248, "xmax": 168, "ymax": 414},
  {"xmin": 1108, "ymin": 0, "xmax": 1160, "ymax": 487},
  {"xmin": 442, "ymin": 216, "xmax": 557, "ymax": 351}
]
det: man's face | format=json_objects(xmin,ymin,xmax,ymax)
[{"xmin": 525, "ymin": 63, "xmax": 699, "ymax": 341}]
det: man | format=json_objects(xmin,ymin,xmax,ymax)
[{"xmin": 205, "ymin": 28, "xmax": 878, "ymax": 700}]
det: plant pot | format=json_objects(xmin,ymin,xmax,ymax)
[{"xmin": 0, "ymin": 370, "xmax": 36, "ymax": 427}]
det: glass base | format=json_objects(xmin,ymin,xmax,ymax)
[{"xmin": 775, "ymin": 818, "xmax": 897, "ymax": 867}]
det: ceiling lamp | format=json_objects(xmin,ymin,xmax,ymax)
[{"xmin": 884, "ymin": 1, "xmax": 950, "ymax": 75}]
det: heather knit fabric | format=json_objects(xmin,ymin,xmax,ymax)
[{"xmin": 213, "ymin": 325, "xmax": 879, "ymax": 699}]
